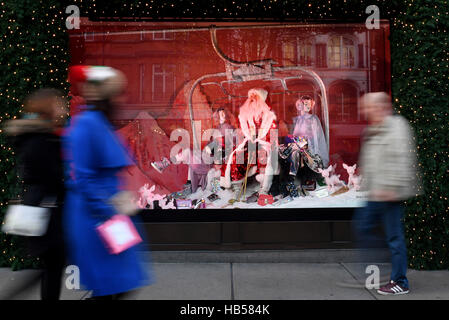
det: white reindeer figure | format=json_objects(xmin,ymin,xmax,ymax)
[
  {"xmin": 137, "ymin": 184, "xmax": 165, "ymax": 209},
  {"xmin": 317, "ymin": 164, "xmax": 344, "ymax": 193},
  {"xmin": 342, "ymin": 163, "xmax": 362, "ymax": 191}
]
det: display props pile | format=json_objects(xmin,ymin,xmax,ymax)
[
  {"xmin": 159, "ymin": 198, "xmax": 177, "ymax": 209},
  {"xmin": 137, "ymin": 184, "xmax": 165, "ymax": 209},
  {"xmin": 137, "ymin": 183, "xmax": 208, "ymax": 209},
  {"xmin": 175, "ymin": 199, "xmax": 206, "ymax": 209}
]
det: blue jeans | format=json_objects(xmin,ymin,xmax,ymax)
[{"xmin": 354, "ymin": 201, "xmax": 409, "ymax": 288}]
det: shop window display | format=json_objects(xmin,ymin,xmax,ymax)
[
  {"xmin": 327, "ymin": 36, "xmax": 356, "ymax": 68},
  {"xmin": 68, "ymin": 21, "xmax": 391, "ymax": 210}
]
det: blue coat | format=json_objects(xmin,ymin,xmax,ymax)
[{"xmin": 64, "ymin": 108, "xmax": 151, "ymax": 296}]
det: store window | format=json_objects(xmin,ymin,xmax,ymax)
[
  {"xmin": 327, "ymin": 36, "xmax": 356, "ymax": 68},
  {"xmin": 329, "ymin": 81, "xmax": 359, "ymax": 123},
  {"xmin": 298, "ymin": 40, "xmax": 313, "ymax": 66},
  {"xmin": 68, "ymin": 22, "xmax": 391, "ymax": 211},
  {"xmin": 84, "ymin": 32, "xmax": 95, "ymax": 41},
  {"xmin": 282, "ymin": 38, "xmax": 313, "ymax": 66},
  {"xmin": 152, "ymin": 64, "xmax": 176, "ymax": 103},
  {"xmin": 153, "ymin": 30, "xmax": 174, "ymax": 40},
  {"xmin": 282, "ymin": 41, "xmax": 296, "ymax": 66}
]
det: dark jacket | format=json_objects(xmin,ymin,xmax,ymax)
[{"xmin": 5, "ymin": 119, "xmax": 65, "ymax": 256}]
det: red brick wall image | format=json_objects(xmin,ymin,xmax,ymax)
[{"xmin": 68, "ymin": 21, "xmax": 391, "ymax": 195}]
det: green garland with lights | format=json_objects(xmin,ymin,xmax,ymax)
[
  {"xmin": 0, "ymin": 0, "xmax": 448, "ymax": 270},
  {"xmin": 390, "ymin": 1, "xmax": 449, "ymax": 270},
  {"xmin": 0, "ymin": 0, "xmax": 70, "ymax": 270}
]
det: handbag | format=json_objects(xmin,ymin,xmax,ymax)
[
  {"xmin": 175, "ymin": 199, "xmax": 192, "ymax": 209},
  {"xmin": 96, "ymin": 214, "xmax": 142, "ymax": 255},
  {"xmin": 2, "ymin": 204, "xmax": 51, "ymax": 237},
  {"xmin": 258, "ymin": 194, "xmax": 274, "ymax": 206}
]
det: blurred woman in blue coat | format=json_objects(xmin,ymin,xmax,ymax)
[{"xmin": 64, "ymin": 66, "xmax": 151, "ymax": 299}]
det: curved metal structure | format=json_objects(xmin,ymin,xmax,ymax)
[
  {"xmin": 272, "ymin": 65, "xmax": 330, "ymax": 149},
  {"xmin": 187, "ymin": 72, "xmax": 227, "ymax": 151},
  {"xmin": 188, "ymin": 27, "xmax": 330, "ymax": 154}
]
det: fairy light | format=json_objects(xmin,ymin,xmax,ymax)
[{"xmin": 0, "ymin": 0, "xmax": 69, "ymax": 269}]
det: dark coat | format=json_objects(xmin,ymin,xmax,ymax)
[{"xmin": 7, "ymin": 120, "xmax": 65, "ymax": 257}]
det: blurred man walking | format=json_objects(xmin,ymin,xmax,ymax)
[{"xmin": 355, "ymin": 92, "xmax": 420, "ymax": 295}]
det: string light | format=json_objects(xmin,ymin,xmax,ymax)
[{"xmin": 0, "ymin": 0, "xmax": 69, "ymax": 270}]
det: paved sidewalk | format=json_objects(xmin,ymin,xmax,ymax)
[{"xmin": 1, "ymin": 259, "xmax": 448, "ymax": 300}]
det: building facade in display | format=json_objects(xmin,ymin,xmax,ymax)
[{"xmin": 68, "ymin": 21, "xmax": 391, "ymax": 210}]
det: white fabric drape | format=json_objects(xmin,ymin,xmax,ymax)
[{"xmin": 292, "ymin": 113, "xmax": 329, "ymax": 167}]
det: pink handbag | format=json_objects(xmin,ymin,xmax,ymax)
[{"xmin": 96, "ymin": 214, "xmax": 142, "ymax": 255}]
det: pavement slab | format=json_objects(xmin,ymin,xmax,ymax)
[
  {"xmin": 0, "ymin": 268, "xmax": 88, "ymax": 300},
  {"xmin": 232, "ymin": 263, "xmax": 375, "ymax": 300},
  {"xmin": 131, "ymin": 263, "xmax": 232, "ymax": 300},
  {"xmin": 342, "ymin": 263, "xmax": 449, "ymax": 300},
  {"xmin": 1, "ymin": 261, "xmax": 448, "ymax": 300}
]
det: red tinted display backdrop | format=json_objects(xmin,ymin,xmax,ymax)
[{"xmin": 69, "ymin": 21, "xmax": 391, "ymax": 208}]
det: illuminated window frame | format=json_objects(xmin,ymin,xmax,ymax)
[{"xmin": 327, "ymin": 35, "xmax": 356, "ymax": 68}]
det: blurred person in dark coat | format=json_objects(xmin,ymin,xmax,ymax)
[
  {"xmin": 3, "ymin": 88, "xmax": 68, "ymax": 300},
  {"xmin": 354, "ymin": 92, "xmax": 421, "ymax": 296}
]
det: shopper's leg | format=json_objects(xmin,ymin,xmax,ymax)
[
  {"xmin": 352, "ymin": 201, "xmax": 385, "ymax": 274},
  {"xmin": 40, "ymin": 247, "xmax": 65, "ymax": 300},
  {"xmin": 89, "ymin": 290, "xmax": 133, "ymax": 300},
  {"xmin": 382, "ymin": 202, "xmax": 409, "ymax": 288},
  {"xmin": 353, "ymin": 202, "xmax": 383, "ymax": 248}
]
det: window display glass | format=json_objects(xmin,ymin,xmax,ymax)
[{"xmin": 68, "ymin": 21, "xmax": 391, "ymax": 210}]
